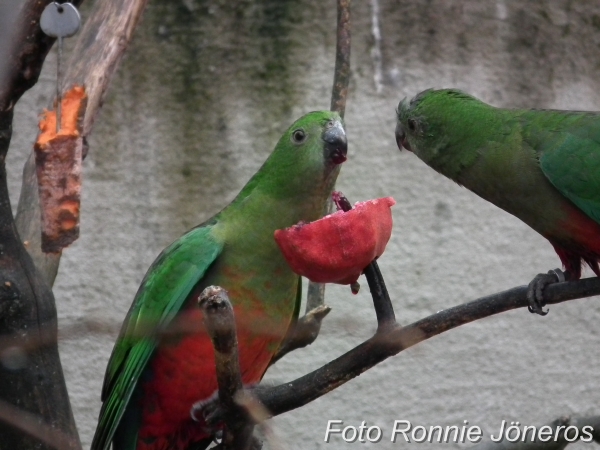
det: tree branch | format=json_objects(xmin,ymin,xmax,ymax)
[
  {"xmin": 15, "ymin": 0, "xmax": 149, "ymax": 286},
  {"xmin": 253, "ymin": 274, "xmax": 600, "ymax": 419},
  {"xmin": 193, "ymin": 256, "xmax": 600, "ymax": 441},
  {"xmin": 363, "ymin": 260, "xmax": 396, "ymax": 330},
  {"xmin": 329, "ymin": 0, "xmax": 351, "ymax": 118},
  {"xmin": 199, "ymin": 286, "xmax": 258, "ymax": 450},
  {"xmin": 270, "ymin": 304, "xmax": 331, "ymax": 363}
]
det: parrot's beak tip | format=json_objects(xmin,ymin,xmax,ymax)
[
  {"xmin": 395, "ymin": 123, "xmax": 412, "ymax": 152},
  {"xmin": 331, "ymin": 150, "xmax": 347, "ymax": 165},
  {"xmin": 323, "ymin": 122, "xmax": 348, "ymax": 164}
]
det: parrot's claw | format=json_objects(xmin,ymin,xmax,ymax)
[
  {"xmin": 190, "ymin": 392, "xmax": 223, "ymax": 426},
  {"xmin": 190, "ymin": 384, "xmax": 265, "ymax": 426},
  {"xmin": 526, "ymin": 268, "xmax": 565, "ymax": 315}
]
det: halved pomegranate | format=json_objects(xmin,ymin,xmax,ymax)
[{"xmin": 275, "ymin": 193, "xmax": 395, "ymax": 285}]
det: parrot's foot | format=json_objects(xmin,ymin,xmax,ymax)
[
  {"xmin": 526, "ymin": 268, "xmax": 565, "ymax": 316},
  {"xmin": 191, "ymin": 387, "xmax": 266, "ymax": 449},
  {"xmin": 191, "ymin": 392, "xmax": 222, "ymax": 426},
  {"xmin": 190, "ymin": 384, "xmax": 266, "ymax": 426}
]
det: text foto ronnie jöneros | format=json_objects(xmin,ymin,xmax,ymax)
[{"xmin": 324, "ymin": 420, "xmax": 595, "ymax": 444}]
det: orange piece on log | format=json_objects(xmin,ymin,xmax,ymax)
[{"xmin": 34, "ymin": 85, "xmax": 87, "ymax": 253}]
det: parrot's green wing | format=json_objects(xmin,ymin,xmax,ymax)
[
  {"xmin": 527, "ymin": 113, "xmax": 600, "ymax": 225},
  {"xmin": 91, "ymin": 224, "xmax": 223, "ymax": 450}
]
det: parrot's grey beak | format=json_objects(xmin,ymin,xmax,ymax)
[
  {"xmin": 395, "ymin": 122, "xmax": 412, "ymax": 152},
  {"xmin": 323, "ymin": 121, "xmax": 347, "ymax": 164}
]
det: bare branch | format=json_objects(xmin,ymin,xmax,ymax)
[
  {"xmin": 363, "ymin": 261, "xmax": 396, "ymax": 330},
  {"xmin": 252, "ymin": 274, "xmax": 600, "ymax": 419},
  {"xmin": 199, "ymin": 287, "xmax": 243, "ymax": 408},
  {"xmin": 199, "ymin": 286, "xmax": 256, "ymax": 450},
  {"xmin": 271, "ymin": 305, "xmax": 331, "ymax": 363},
  {"xmin": 330, "ymin": 0, "xmax": 351, "ymax": 118},
  {"xmin": 305, "ymin": 281, "xmax": 327, "ymax": 314}
]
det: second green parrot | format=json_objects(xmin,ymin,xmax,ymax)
[
  {"xmin": 396, "ymin": 88, "xmax": 600, "ymax": 314},
  {"xmin": 91, "ymin": 110, "xmax": 347, "ymax": 450}
]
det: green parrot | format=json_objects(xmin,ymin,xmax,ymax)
[
  {"xmin": 395, "ymin": 88, "xmax": 600, "ymax": 314},
  {"xmin": 91, "ymin": 110, "xmax": 347, "ymax": 450}
]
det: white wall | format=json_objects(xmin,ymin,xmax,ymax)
[{"xmin": 6, "ymin": 1, "xmax": 600, "ymax": 448}]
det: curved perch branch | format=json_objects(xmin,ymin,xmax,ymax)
[
  {"xmin": 254, "ymin": 274, "xmax": 600, "ymax": 418},
  {"xmin": 190, "ymin": 270, "xmax": 600, "ymax": 448},
  {"xmin": 363, "ymin": 261, "xmax": 396, "ymax": 330}
]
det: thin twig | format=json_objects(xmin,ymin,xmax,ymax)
[
  {"xmin": 363, "ymin": 261, "xmax": 396, "ymax": 330},
  {"xmin": 305, "ymin": 282, "xmax": 327, "ymax": 314},
  {"xmin": 369, "ymin": 0, "xmax": 383, "ymax": 93},
  {"xmin": 270, "ymin": 305, "xmax": 331, "ymax": 363},
  {"xmin": 330, "ymin": 0, "xmax": 351, "ymax": 117}
]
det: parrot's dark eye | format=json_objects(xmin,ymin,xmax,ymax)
[
  {"xmin": 292, "ymin": 129, "xmax": 307, "ymax": 144},
  {"xmin": 407, "ymin": 118, "xmax": 417, "ymax": 132}
]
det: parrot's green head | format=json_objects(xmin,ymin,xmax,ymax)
[
  {"xmin": 278, "ymin": 110, "xmax": 347, "ymax": 169},
  {"xmin": 396, "ymin": 89, "xmax": 497, "ymax": 178},
  {"xmin": 241, "ymin": 110, "xmax": 347, "ymax": 205}
]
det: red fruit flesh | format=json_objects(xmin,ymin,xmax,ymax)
[{"xmin": 274, "ymin": 197, "xmax": 395, "ymax": 285}]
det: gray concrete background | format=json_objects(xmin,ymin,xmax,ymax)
[{"xmin": 6, "ymin": 0, "xmax": 600, "ymax": 448}]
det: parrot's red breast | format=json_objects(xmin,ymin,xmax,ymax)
[{"xmin": 137, "ymin": 305, "xmax": 282, "ymax": 449}]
